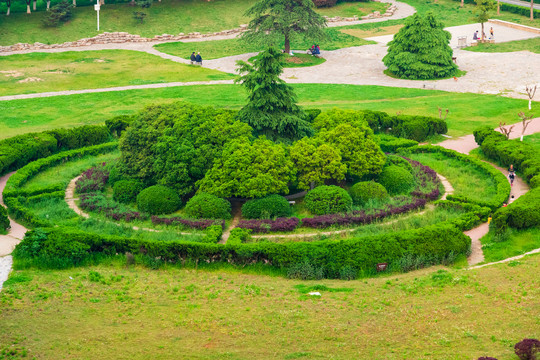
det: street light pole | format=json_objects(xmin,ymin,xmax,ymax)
[{"xmin": 94, "ymin": 0, "xmax": 100, "ymax": 31}]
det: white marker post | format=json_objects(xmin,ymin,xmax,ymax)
[{"xmin": 94, "ymin": 0, "xmax": 100, "ymax": 31}]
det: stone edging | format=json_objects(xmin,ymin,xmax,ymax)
[
  {"xmin": 488, "ymin": 19, "xmax": 540, "ymax": 34},
  {"xmin": 0, "ymin": 4, "xmax": 398, "ymax": 53}
]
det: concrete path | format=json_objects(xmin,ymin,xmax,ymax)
[{"xmin": 0, "ymin": 171, "xmax": 28, "ymax": 291}]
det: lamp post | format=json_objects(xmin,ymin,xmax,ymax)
[{"xmin": 94, "ymin": 0, "xmax": 100, "ymax": 31}]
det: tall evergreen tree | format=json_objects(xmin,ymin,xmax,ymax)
[
  {"xmin": 235, "ymin": 47, "xmax": 313, "ymax": 143},
  {"xmin": 382, "ymin": 12, "xmax": 458, "ymax": 80},
  {"xmin": 241, "ymin": 0, "xmax": 327, "ymax": 54}
]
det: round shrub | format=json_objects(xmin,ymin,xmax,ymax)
[
  {"xmin": 514, "ymin": 338, "xmax": 539, "ymax": 360},
  {"xmin": 242, "ymin": 194, "xmax": 292, "ymax": 219},
  {"xmin": 349, "ymin": 181, "xmax": 389, "ymax": 205},
  {"xmin": 185, "ymin": 193, "xmax": 231, "ymax": 219},
  {"xmin": 304, "ymin": 185, "xmax": 352, "ymax": 215},
  {"xmin": 136, "ymin": 185, "xmax": 181, "ymax": 215},
  {"xmin": 113, "ymin": 180, "xmax": 144, "ymax": 204},
  {"xmin": 378, "ymin": 165, "xmax": 415, "ymax": 195}
]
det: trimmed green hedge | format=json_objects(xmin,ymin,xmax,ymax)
[
  {"xmin": 137, "ymin": 185, "xmax": 181, "ymax": 215},
  {"xmin": 113, "ymin": 180, "xmax": 144, "ymax": 204},
  {"xmin": 305, "ymin": 185, "xmax": 352, "ymax": 215},
  {"xmin": 349, "ymin": 181, "xmax": 388, "ymax": 205},
  {"xmin": 376, "ymin": 134, "xmax": 419, "ymax": 153},
  {"xmin": 15, "ymin": 221, "xmax": 470, "ymax": 277},
  {"xmin": 0, "ymin": 205, "xmax": 10, "ymax": 232},
  {"xmin": 492, "ymin": 187, "xmax": 540, "ymax": 233},
  {"xmin": 500, "ymin": 3, "xmax": 539, "ymax": 18},
  {"xmin": 241, "ymin": 195, "xmax": 292, "ymax": 219},
  {"xmin": 185, "ymin": 193, "xmax": 231, "ymax": 219},
  {"xmin": 398, "ymin": 145, "xmax": 510, "ymax": 209}
]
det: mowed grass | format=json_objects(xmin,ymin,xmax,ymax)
[
  {"xmin": 0, "ymin": 0, "xmax": 256, "ymax": 46},
  {"xmin": 406, "ymin": 152, "xmax": 498, "ymax": 204},
  {"xmin": 0, "ymin": 84, "xmax": 533, "ymax": 139},
  {"xmin": 154, "ymin": 27, "xmax": 373, "ymax": 60},
  {"xmin": 315, "ymin": 1, "xmax": 388, "ymax": 18},
  {"xmin": 0, "ymin": 50, "xmax": 233, "ymax": 96},
  {"xmin": 464, "ymin": 37, "xmax": 540, "ymax": 54},
  {"xmin": 1, "ymin": 256, "xmax": 539, "ymax": 359},
  {"xmin": 480, "ymin": 227, "xmax": 540, "ymax": 263}
]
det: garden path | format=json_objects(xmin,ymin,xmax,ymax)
[
  {"xmin": 0, "ymin": 172, "xmax": 28, "ymax": 291},
  {"xmin": 438, "ymin": 121, "xmax": 536, "ymax": 266}
]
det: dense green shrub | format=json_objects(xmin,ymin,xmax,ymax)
[
  {"xmin": 391, "ymin": 115, "xmax": 448, "ymax": 141},
  {"xmin": 106, "ymin": 115, "xmax": 135, "ymax": 137},
  {"xmin": 0, "ymin": 205, "xmax": 10, "ymax": 232},
  {"xmin": 383, "ymin": 12, "xmax": 458, "ymax": 80},
  {"xmin": 241, "ymin": 194, "xmax": 292, "ymax": 219},
  {"xmin": 200, "ymin": 225, "xmax": 223, "ymax": 243},
  {"xmin": 492, "ymin": 187, "xmax": 540, "ymax": 233},
  {"xmin": 287, "ymin": 260, "xmax": 325, "ymax": 280},
  {"xmin": 376, "ymin": 134, "xmax": 418, "ymax": 152},
  {"xmin": 385, "ymin": 154, "xmax": 413, "ymax": 172},
  {"xmin": 303, "ymin": 109, "xmax": 322, "ymax": 122},
  {"xmin": 305, "ymin": 185, "xmax": 352, "ymax": 215},
  {"xmin": 113, "ymin": 180, "xmax": 144, "ymax": 204},
  {"xmin": 185, "ymin": 193, "xmax": 231, "ymax": 219},
  {"xmin": 46, "ymin": 125, "xmax": 110, "ymax": 150},
  {"xmin": 227, "ymin": 228, "xmax": 252, "ymax": 245},
  {"xmin": 0, "ymin": 133, "xmax": 58, "ymax": 176},
  {"xmin": 136, "ymin": 185, "xmax": 181, "ymax": 215},
  {"xmin": 378, "ymin": 165, "xmax": 415, "ymax": 195},
  {"xmin": 349, "ymin": 181, "xmax": 389, "ymax": 205},
  {"xmin": 42, "ymin": 0, "xmax": 73, "ymax": 27},
  {"xmin": 500, "ymin": 3, "xmax": 540, "ymax": 17}
]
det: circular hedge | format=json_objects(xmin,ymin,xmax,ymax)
[
  {"xmin": 305, "ymin": 185, "xmax": 352, "ymax": 215},
  {"xmin": 136, "ymin": 185, "xmax": 181, "ymax": 215},
  {"xmin": 241, "ymin": 194, "xmax": 292, "ymax": 219},
  {"xmin": 185, "ymin": 193, "xmax": 231, "ymax": 219},
  {"xmin": 349, "ymin": 181, "xmax": 389, "ymax": 206},
  {"xmin": 113, "ymin": 180, "xmax": 144, "ymax": 204},
  {"xmin": 378, "ymin": 165, "xmax": 415, "ymax": 195}
]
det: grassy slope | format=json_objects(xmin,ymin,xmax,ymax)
[
  {"xmin": 480, "ymin": 227, "xmax": 540, "ymax": 262},
  {"xmin": 315, "ymin": 1, "xmax": 389, "ymax": 18},
  {"xmin": 0, "ymin": 50, "xmax": 233, "ymax": 96},
  {"xmin": 1, "ymin": 257, "xmax": 539, "ymax": 359},
  {"xmin": 464, "ymin": 37, "xmax": 540, "ymax": 54},
  {"xmin": 0, "ymin": 84, "xmax": 533, "ymax": 139}
]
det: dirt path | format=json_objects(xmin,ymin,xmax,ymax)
[
  {"xmin": 438, "ymin": 124, "xmax": 534, "ymax": 267},
  {"xmin": 0, "ymin": 172, "xmax": 28, "ymax": 291}
]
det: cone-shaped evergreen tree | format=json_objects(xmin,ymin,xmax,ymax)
[
  {"xmin": 235, "ymin": 46, "xmax": 313, "ymax": 143},
  {"xmin": 382, "ymin": 12, "xmax": 458, "ymax": 80}
]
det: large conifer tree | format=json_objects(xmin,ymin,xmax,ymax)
[{"xmin": 382, "ymin": 12, "xmax": 458, "ymax": 80}]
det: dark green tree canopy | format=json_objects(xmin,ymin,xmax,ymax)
[
  {"xmin": 118, "ymin": 102, "xmax": 252, "ymax": 197},
  {"xmin": 382, "ymin": 12, "xmax": 458, "ymax": 80},
  {"xmin": 241, "ymin": 0, "xmax": 327, "ymax": 53},
  {"xmin": 236, "ymin": 47, "xmax": 313, "ymax": 143}
]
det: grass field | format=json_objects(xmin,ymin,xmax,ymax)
[
  {"xmin": 1, "ymin": 255, "xmax": 538, "ymax": 359},
  {"xmin": 480, "ymin": 227, "xmax": 540, "ymax": 263},
  {"xmin": 0, "ymin": 50, "xmax": 233, "ymax": 96},
  {"xmin": 0, "ymin": 84, "xmax": 532, "ymax": 139},
  {"xmin": 154, "ymin": 27, "xmax": 373, "ymax": 60},
  {"xmin": 464, "ymin": 37, "xmax": 540, "ymax": 54},
  {"xmin": 315, "ymin": 1, "xmax": 389, "ymax": 18}
]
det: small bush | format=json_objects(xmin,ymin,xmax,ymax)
[
  {"xmin": 200, "ymin": 225, "xmax": 223, "ymax": 244},
  {"xmin": 514, "ymin": 338, "xmax": 540, "ymax": 360},
  {"xmin": 0, "ymin": 205, "xmax": 10, "ymax": 232},
  {"xmin": 305, "ymin": 185, "xmax": 352, "ymax": 215},
  {"xmin": 75, "ymin": 164, "xmax": 109, "ymax": 194},
  {"xmin": 349, "ymin": 181, "xmax": 388, "ymax": 205},
  {"xmin": 113, "ymin": 180, "xmax": 144, "ymax": 204},
  {"xmin": 287, "ymin": 261, "xmax": 325, "ymax": 280},
  {"xmin": 185, "ymin": 193, "xmax": 231, "ymax": 219},
  {"xmin": 227, "ymin": 228, "xmax": 252, "ymax": 245},
  {"xmin": 136, "ymin": 185, "xmax": 181, "ymax": 215},
  {"xmin": 378, "ymin": 165, "xmax": 415, "ymax": 195},
  {"xmin": 241, "ymin": 194, "xmax": 292, "ymax": 219},
  {"xmin": 339, "ymin": 266, "xmax": 358, "ymax": 280},
  {"xmin": 377, "ymin": 134, "xmax": 418, "ymax": 152},
  {"xmin": 106, "ymin": 115, "xmax": 135, "ymax": 137},
  {"xmin": 42, "ymin": 0, "xmax": 73, "ymax": 27}
]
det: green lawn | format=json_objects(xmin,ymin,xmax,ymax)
[
  {"xmin": 464, "ymin": 37, "xmax": 540, "ymax": 54},
  {"xmin": 315, "ymin": 1, "xmax": 388, "ymax": 18},
  {"xmin": 154, "ymin": 27, "xmax": 372, "ymax": 60},
  {"xmin": 0, "ymin": 50, "xmax": 233, "ymax": 96},
  {"xmin": 0, "ymin": 84, "xmax": 533, "ymax": 139},
  {"xmin": 1, "ymin": 256, "xmax": 539, "ymax": 359},
  {"xmin": 522, "ymin": 131, "xmax": 540, "ymax": 146},
  {"xmin": 480, "ymin": 227, "xmax": 540, "ymax": 263}
]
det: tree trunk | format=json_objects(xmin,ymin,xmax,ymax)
[
  {"xmin": 531, "ymin": 0, "xmax": 534, "ymax": 20},
  {"xmin": 284, "ymin": 33, "xmax": 290, "ymax": 54},
  {"xmin": 33, "ymin": 0, "xmax": 36, "ymax": 11},
  {"xmin": 460, "ymin": 0, "xmax": 463, "ymax": 7},
  {"xmin": 497, "ymin": 0, "xmax": 500, "ymax": 14},
  {"xmin": 530, "ymin": 99, "xmax": 532, "ymax": 110},
  {"xmin": 72, "ymin": 0, "xmax": 76, "ymax": 6},
  {"xmin": 481, "ymin": 22, "xmax": 485, "ymax": 40},
  {"xmin": 46, "ymin": 0, "xmax": 50, "ymax": 9},
  {"xmin": 6, "ymin": 6, "xmax": 10, "ymax": 15},
  {"xmin": 26, "ymin": 3, "xmax": 31, "ymax": 13},
  {"xmin": 100, "ymin": 0, "xmax": 104, "ymax": 5}
]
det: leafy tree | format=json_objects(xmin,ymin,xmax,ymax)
[
  {"xmin": 318, "ymin": 123, "xmax": 385, "ymax": 178},
  {"xmin": 236, "ymin": 47, "xmax": 313, "ymax": 143},
  {"xmin": 118, "ymin": 102, "xmax": 252, "ymax": 197},
  {"xmin": 198, "ymin": 137, "xmax": 296, "ymax": 198},
  {"xmin": 241, "ymin": 0, "xmax": 327, "ymax": 54},
  {"xmin": 382, "ymin": 12, "xmax": 458, "ymax": 80},
  {"xmin": 290, "ymin": 138, "xmax": 346, "ymax": 190},
  {"xmin": 474, "ymin": 0, "xmax": 497, "ymax": 38}
]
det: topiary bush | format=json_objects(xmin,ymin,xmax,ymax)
[
  {"xmin": 378, "ymin": 165, "xmax": 415, "ymax": 195},
  {"xmin": 241, "ymin": 194, "xmax": 292, "ymax": 219},
  {"xmin": 113, "ymin": 180, "xmax": 144, "ymax": 204},
  {"xmin": 514, "ymin": 338, "xmax": 540, "ymax": 360},
  {"xmin": 349, "ymin": 181, "xmax": 389, "ymax": 206},
  {"xmin": 0, "ymin": 205, "xmax": 10, "ymax": 232},
  {"xmin": 136, "ymin": 185, "xmax": 181, "ymax": 215},
  {"xmin": 185, "ymin": 193, "xmax": 231, "ymax": 219},
  {"xmin": 305, "ymin": 185, "xmax": 352, "ymax": 215}
]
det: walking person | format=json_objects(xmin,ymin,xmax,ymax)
[
  {"xmin": 195, "ymin": 52, "xmax": 202, "ymax": 66},
  {"xmin": 508, "ymin": 164, "xmax": 515, "ymax": 186},
  {"xmin": 190, "ymin": 52, "xmax": 196, "ymax": 64},
  {"xmin": 489, "ymin": 27, "xmax": 494, "ymax": 40}
]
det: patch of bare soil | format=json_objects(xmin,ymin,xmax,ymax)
[{"xmin": 17, "ymin": 77, "xmax": 43, "ymax": 83}]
